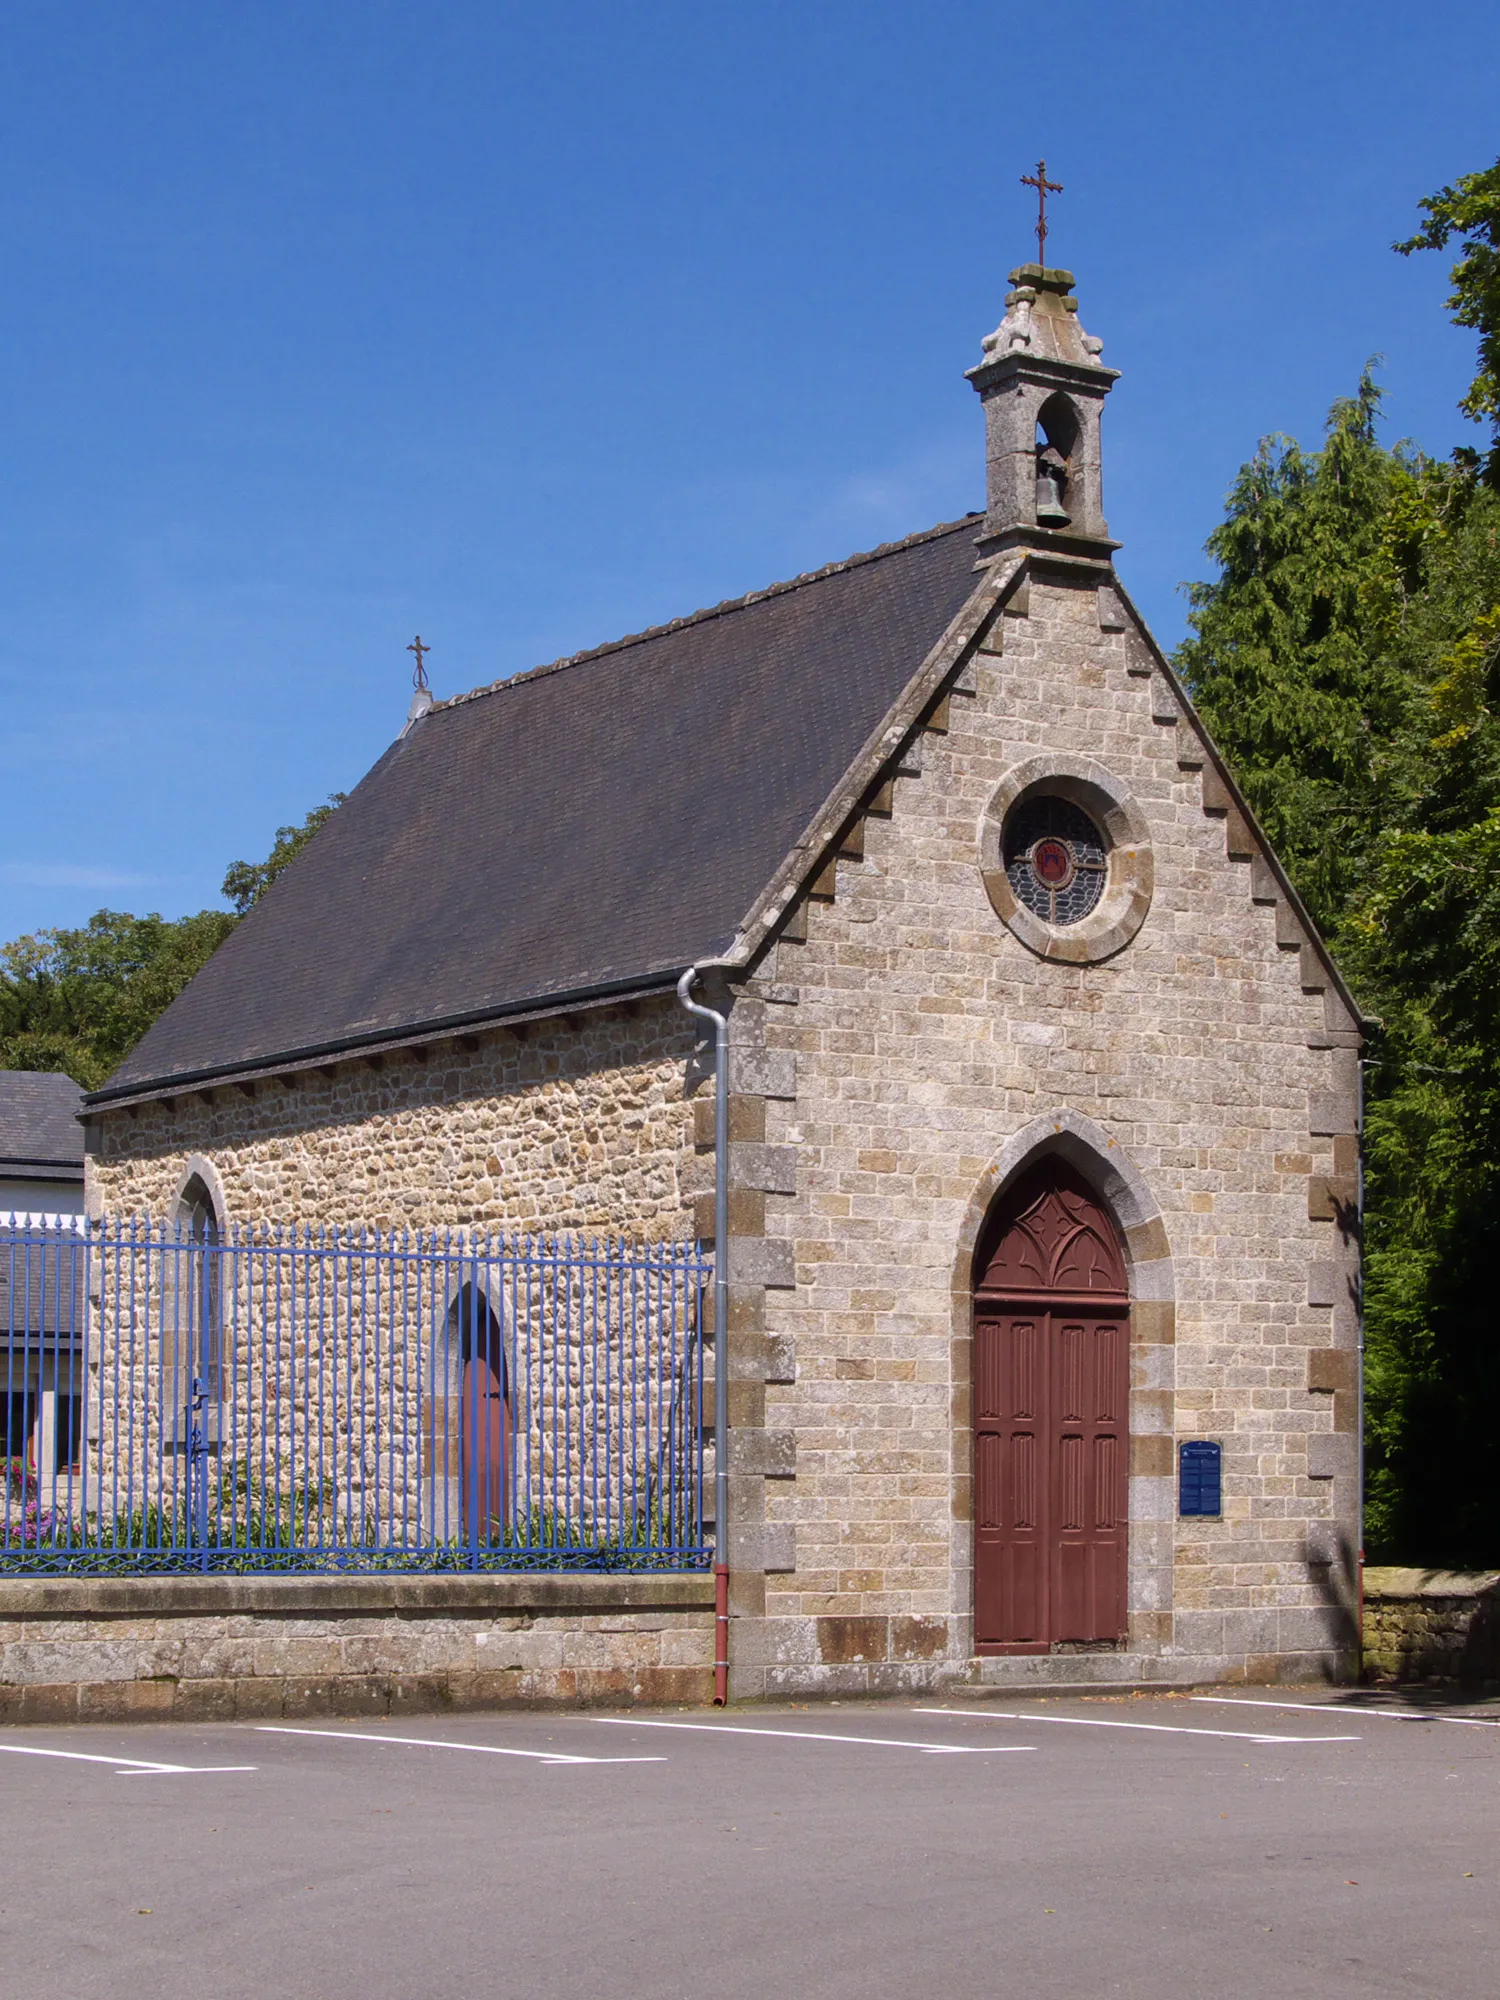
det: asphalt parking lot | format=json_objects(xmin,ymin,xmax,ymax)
[{"xmin": 1, "ymin": 1689, "xmax": 1495, "ymax": 2000}]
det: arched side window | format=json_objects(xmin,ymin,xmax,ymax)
[
  {"xmin": 448, "ymin": 1283, "xmax": 513, "ymax": 1545},
  {"xmin": 170, "ymin": 1171, "xmax": 224, "ymax": 1420},
  {"xmin": 175, "ymin": 1174, "xmax": 220, "ymax": 1246}
]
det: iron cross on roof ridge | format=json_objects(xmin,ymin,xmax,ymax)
[
  {"xmin": 1020, "ymin": 159, "xmax": 1063, "ymax": 269},
  {"xmin": 407, "ymin": 634, "xmax": 431, "ymax": 691}
]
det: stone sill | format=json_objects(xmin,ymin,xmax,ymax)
[{"xmin": 0, "ymin": 1572, "xmax": 715, "ymax": 1620}]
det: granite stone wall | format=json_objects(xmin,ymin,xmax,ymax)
[
  {"xmin": 1362, "ymin": 1569, "xmax": 1500, "ymax": 1688},
  {"xmin": 0, "ymin": 1575, "xmax": 715, "ymax": 1723},
  {"xmin": 718, "ymin": 562, "xmax": 1361, "ymax": 1695},
  {"xmin": 89, "ymin": 999, "xmax": 700, "ymax": 1240},
  {"xmin": 83, "ymin": 1003, "xmax": 707, "ymax": 1569}
]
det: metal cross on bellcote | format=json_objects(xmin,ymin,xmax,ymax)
[
  {"xmin": 1020, "ymin": 159, "xmax": 1063, "ymax": 269},
  {"xmin": 407, "ymin": 634, "xmax": 431, "ymax": 691}
]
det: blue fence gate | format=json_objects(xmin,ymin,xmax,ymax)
[{"xmin": 1, "ymin": 1218, "xmax": 710, "ymax": 1575}]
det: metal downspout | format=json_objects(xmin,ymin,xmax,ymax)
[
  {"xmin": 677, "ymin": 967, "xmax": 730, "ymax": 1704},
  {"xmin": 1356, "ymin": 1056, "xmax": 1366, "ymax": 1675}
]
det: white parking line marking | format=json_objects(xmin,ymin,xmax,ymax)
[
  {"xmin": 593, "ymin": 1717, "xmax": 1035, "ymax": 1755},
  {"xmin": 257, "ymin": 1725, "xmax": 664, "ymax": 1765},
  {"xmin": 0, "ymin": 1743, "xmax": 256, "ymax": 1775},
  {"xmin": 115, "ymin": 1767, "xmax": 259, "ymax": 1776},
  {"xmin": 1192, "ymin": 1695, "xmax": 1500, "ymax": 1729},
  {"xmin": 914, "ymin": 1705, "xmax": 1360, "ymax": 1744}
]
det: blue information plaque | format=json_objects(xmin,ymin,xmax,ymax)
[{"xmin": 1178, "ymin": 1440, "xmax": 1222, "ymax": 1517}]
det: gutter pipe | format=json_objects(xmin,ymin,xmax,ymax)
[
  {"xmin": 677, "ymin": 966, "xmax": 730, "ymax": 1705},
  {"xmin": 1356, "ymin": 1056, "xmax": 1366, "ymax": 1670}
]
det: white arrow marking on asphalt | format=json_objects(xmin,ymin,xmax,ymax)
[
  {"xmin": 915, "ymin": 1705, "xmax": 1359, "ymax": 1743},
  {"xmin": 257, "ymin": 1725, "xmax": 663, "ymax": 1764},
  {"xmin": 1191, "ymin": 1695, "xmax": 1500, "ymax": 1729},
  {"xmin": 0, "ymin": 1742, "xmax": 256, "ymax": 1774}
]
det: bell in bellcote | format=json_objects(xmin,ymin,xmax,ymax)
[{"xmin": 1035, "ymin": 444, "xmax": 1071, "ymax": 526}]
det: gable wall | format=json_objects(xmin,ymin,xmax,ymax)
[{"xmin": 727, "ymin": 564, "xmax": 1361, "ymax": 1693}]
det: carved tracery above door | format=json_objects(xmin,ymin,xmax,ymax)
[{"xmin": 974, "ymin": 1163, "xmax": 1127, "ymax": 1300}]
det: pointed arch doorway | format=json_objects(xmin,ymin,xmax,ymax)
[{"xmin": 972, "ymin": 1161, "xmax": 1129, "ymax": 1653}]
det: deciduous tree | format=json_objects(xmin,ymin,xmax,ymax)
[{"xmin": 0, "ymin": 796, "xmax": 346, "ymax": 1089}]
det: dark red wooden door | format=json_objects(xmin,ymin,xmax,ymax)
[
  {"xmin": 973, "ymin": 1166, "xmax": 1129, "ymax": 1653},
  {"xmin": 974, "ymin": 1308, "xmax": 1046, "ymax": 1645}
]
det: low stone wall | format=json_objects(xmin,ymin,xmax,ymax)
[
  {"xmin": 1362, "ymin": 1567, "xmax": 1500, "ymax": 1688},
  {"xmin": 0, "ymin": 1573, "xmax": 715, "ymax": 1723}
]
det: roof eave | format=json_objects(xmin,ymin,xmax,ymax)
[{"xmin": 83, "ymin": 967, "xmax": 698, "ymax": 1114}]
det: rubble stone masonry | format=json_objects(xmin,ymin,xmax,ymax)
[{"xmin": 89, "ymin": 1003, "xmax": 699, "ymax": 1238}]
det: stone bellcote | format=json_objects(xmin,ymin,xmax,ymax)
[{"xmin": 966, "ymin": 265, "xmax": 1121, "ymax": 566}]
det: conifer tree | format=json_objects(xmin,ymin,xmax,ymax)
[
  {"xmin": 1178, "ymin": 157, "xmax": 1500, "ymax": 1558},
  {"xmin": 1397, "ymin": 155, "xmax": 1500, "ymax": 482}
]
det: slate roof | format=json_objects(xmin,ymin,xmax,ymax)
[
  {"xmin": 97, "ymin": 517, "xmax": 986, "ymax": 1101},
  {"xmin": 0, "ymin": 1225, "xmax": 86, "ymax": 1343},
  {"xmin": 0, "ymin": 1072, "xmax": 85, "ymax": 1179}
]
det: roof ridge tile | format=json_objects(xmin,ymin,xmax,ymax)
[{"xmin": 439, "ymin": 514, "xmax": 982, "ymax": 710}]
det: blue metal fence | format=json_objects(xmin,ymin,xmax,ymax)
[{"xmin": 1, "ymin": 1218, "xmax": 709, "ymax": 1574}]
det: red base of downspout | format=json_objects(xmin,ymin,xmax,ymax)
[{"xmin": 714, "ymin": 1563, "xmax": 729, "ymax": 1705}]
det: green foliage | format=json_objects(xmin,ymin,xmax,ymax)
[
  {"xmin": 1177, "ymin": 339, "xmax": 1500, "ymax": 1560},
  {"xmin": 221, "ymin": 794, "xmax": 346, "ymax": 915},
  {"xmin": 1174, "ymin": 372, "xmax": 1420, "ymax": 933},
  {"xmin": 0, "ymin": 794, "xmax": 346, "ymax": 1088},
  {"xmin": 1351, "ymin": 498, "xmax": 1500, "ymax": 1561},
  {"xmin": 0, "ymin": 908, "xmax": 237, "ymax": 1089},
  {"xmin": 1396, "ymin": 154, "xmax": 1500, "ymax": 479},
  {"xmin": 0, "ymin": 1470, "xmax": 700, "ymax": 1576}
]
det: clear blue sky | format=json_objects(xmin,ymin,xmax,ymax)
[{"xmin": 1, "ymin": 2, "xmax": 1495, "ymax": 940}]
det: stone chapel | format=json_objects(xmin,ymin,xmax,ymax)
[{"xmin": 83, "ymin": 266, "xmax": 1365, "ymax": 1696}]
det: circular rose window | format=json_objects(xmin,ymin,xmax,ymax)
[
  {"xmin": 981, "ymin": 756, "xmax": 1152, "ymax": 964},
  {"xmin": 1003, "ymin": 796, "xmax": 1108, "ymax": 926}
]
